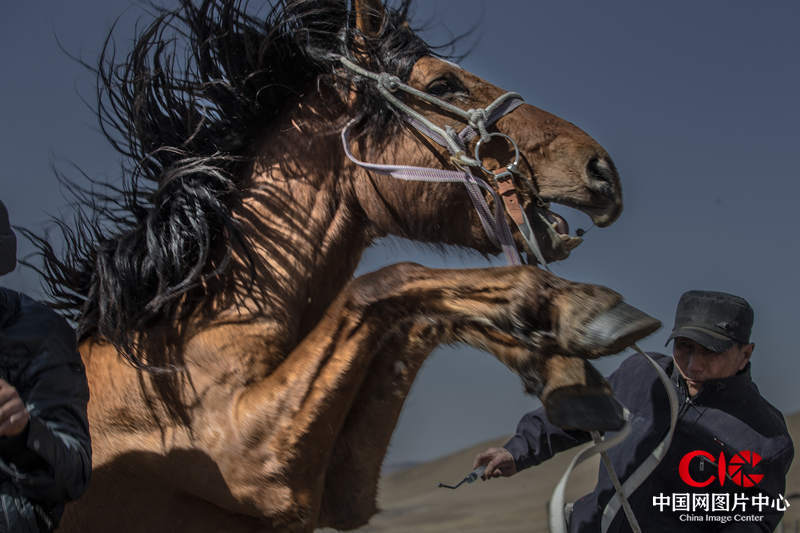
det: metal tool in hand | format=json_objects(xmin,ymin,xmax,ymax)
[{"xmin": 438, "ymin": 465, "xmax": 486, "ymax": 489}]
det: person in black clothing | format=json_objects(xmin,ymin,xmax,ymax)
[
  {"xmin": 0, "ymin": 200, "xmax": 91, "ymax": 532},
  {"xmin": 474, "ymin": 290, "xmax": 794, "ymax": 532}
]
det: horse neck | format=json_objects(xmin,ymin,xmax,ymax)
[{"xmin": 229, "ymin": 100, "xmax": 371, "ymax": 346}]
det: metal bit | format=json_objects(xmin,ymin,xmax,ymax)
[{"xmin": 438, "ymin": 465, "xmax": 486, "ymax": 489}]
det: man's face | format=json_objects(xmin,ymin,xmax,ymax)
[{"xmin": 672, "ymin": 337, "xmax": 753, "ymax": 396}]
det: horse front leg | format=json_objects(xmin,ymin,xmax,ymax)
[
  {"xmin": 318, "ymin": 297, "xmax": 647, "ymax": 529},
  {"xmin": 226, "ymin": 263, "xmax": 658, "ymax": 530}
]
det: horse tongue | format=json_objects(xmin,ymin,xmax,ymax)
[{"xmin": 546, "ymin": 211, "xmax": 570, "ymax": 236}]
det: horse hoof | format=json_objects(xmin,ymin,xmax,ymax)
[
  {"xmin": 576, "ymin": 302, "xmax": 661, "ymax": 357},
  {"xmin": 544, "ymin": 386, "xmax": 626, "ymax": 431}
]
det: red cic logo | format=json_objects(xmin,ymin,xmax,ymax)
[{"xmin": 679, "ymin": 449, "xmax": 764, "ymax": 488}]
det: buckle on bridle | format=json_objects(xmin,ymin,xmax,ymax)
[{"xmin": 493, "ymin": 169, "xmax": 513, "ymax": 183}]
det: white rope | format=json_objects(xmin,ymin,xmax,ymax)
[
  {"xmin": 548, "ymin": 409, "xmax": 632, "ymax": 533},
  {"xmin": 600, "ymin": 346, "xmax": 679, "ymax": 532},
  {"xmin": 548, "ymin": 345, "xmax": 679, "ymax": 533},
  {"xmin": 593, "ymin": 429, "xmax": 641, "ymax": 533}
]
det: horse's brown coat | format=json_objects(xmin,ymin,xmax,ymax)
[{"xmin": 57, "ymin": 2, "xmax": 652, "ymax": 531}]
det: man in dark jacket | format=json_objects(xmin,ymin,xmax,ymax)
[
  {"xmin": 475, "ymin": 290, "xmax": 794, "ymax": 532},
  {"xmin": 0, "ymin": 201, "xmax": 91, "ymax": 532}
]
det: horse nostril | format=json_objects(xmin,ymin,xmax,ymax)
[{"xmin": 586, "ymin": 157, "xmax": 618, "ymax": 197}]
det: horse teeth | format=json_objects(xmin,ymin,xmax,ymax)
[{"xmin": 559, "ymin": 235, "xmax": 583, "ymax": 251}]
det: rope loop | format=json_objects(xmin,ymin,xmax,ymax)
[
  {"xmin": 443, "ymin": 125, "xmax": 464, "ymax": 151},
  {"xmin": 378, "ymin": 73, "xmax": 401, "ymax": 92},
  {"xmin": 467, "ymin": 108, "xmax": 491, "ymax": 142}
]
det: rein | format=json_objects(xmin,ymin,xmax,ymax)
[
  {"xmin": 336, "ymin": 55, "xmax": 549, "ymax": 267},
  {"xmin": 548, "ymin": 345, "xmax": 679, "ymax": 533}
]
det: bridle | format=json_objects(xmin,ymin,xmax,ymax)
[{"xmin": 335, "ymin": 55, "xmax": 551, "ymax": 267}]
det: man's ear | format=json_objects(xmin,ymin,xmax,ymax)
[{"xmin": 739, "ymin": 343, "xmax": 755, "ymax": 370}]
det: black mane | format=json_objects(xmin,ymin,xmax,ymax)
[{"xmin": 26, "ymin": 0, "xmax": 435, "ymax": 377}]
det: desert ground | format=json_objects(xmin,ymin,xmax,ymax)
[{"xmin": 321, "ymin": 411, "xmax": 800, "ymax": 532}]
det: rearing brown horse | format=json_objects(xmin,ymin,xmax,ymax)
[{"xmin": 31, "ymin": 1, "xmax": 659, "ymax": 531}]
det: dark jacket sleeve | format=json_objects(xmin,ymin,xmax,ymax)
[
  {"xmin": 0, "ymin": 311, "xmax": 91, "ymax": 504},
  {"xmin": 502, "ymin": 356, "xmax": 641, "ymax": 471},
  {"xmin": 503, "ymin": 407, "xmax": 591, "ymax": 471}
]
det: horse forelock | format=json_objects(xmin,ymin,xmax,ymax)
[{"xmin": 28, "ymin": 0, "xmax": 447, "ymax": 383}]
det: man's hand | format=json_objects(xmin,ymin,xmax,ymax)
[
  {"xmin": 473, "ymin": 447, "xmax": 517, "ymax": 480},
  {"xmin": 0, "ymin": 379, "xmax": 29, "ymax": 437}
]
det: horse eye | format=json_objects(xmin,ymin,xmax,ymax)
[{"xmin": 425, "ymin": 75, "xmax": 466, "ymax": 98}]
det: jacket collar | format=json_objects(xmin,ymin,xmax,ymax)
[{"xmin": 669, "ymin": 356, "xmax": 753, "ymax": 400}]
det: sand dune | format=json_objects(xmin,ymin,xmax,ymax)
[{"xmin": 322, "ymin": 411, "xmax": 800, "ymax": 532}]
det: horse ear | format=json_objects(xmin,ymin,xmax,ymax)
[{"xmin": 353, "ymin": 0, "xmax": 385, "ymax": 36}]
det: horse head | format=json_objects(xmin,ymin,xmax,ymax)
[{"xmin": 342, "ymin": 0, "xmax": 621, "ymax": 264}]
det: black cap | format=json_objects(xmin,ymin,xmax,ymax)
[{"xmin": 666, "ymin": 290, "xmax": 753, "ymax": 353}]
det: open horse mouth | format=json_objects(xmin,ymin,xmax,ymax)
[
  {"xmin": 518, "ymin": 199, "xmax": 586, "ymax": 263},
  {"xmin": 513, "ymin": 157, "xmax": 622, "ymax": 264},
  {"xmin": 540, "ymin": 206, "xmax": 583, "ymax": 260},
  {"xmin": 473, "ymin": 138, "xmax": 622, "ymax": 264}
]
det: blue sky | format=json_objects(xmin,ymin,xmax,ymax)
[{"xmin": 1, "ymin": 1, "xmax": 798, "ymax": 465}]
